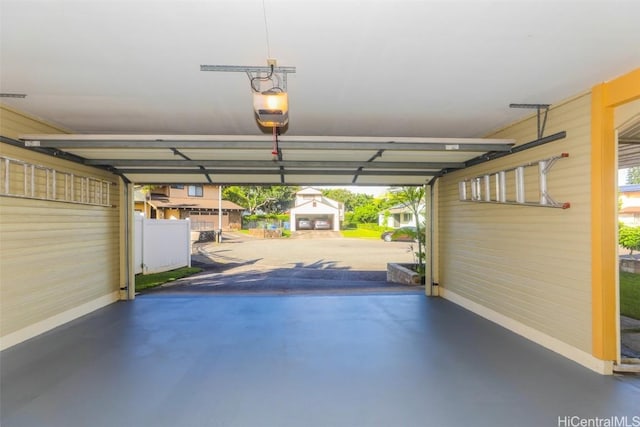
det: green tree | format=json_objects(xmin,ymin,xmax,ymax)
[
  {"xmin": 321, "ymin": 189, "xmax": 374, "ymax": 211},
  {"xmin": 351, "ymin": 202, "xmax": 380, "ymax": 223},
  {"xmin": 626, "ymin": 167, "xmax": 640, "ymax": 184},
  {"xmin": 222, "ymin": 186, "xmax": 298, "ymax": 214},
  {"xmin": 619, "ymin": 223, "xmax": 640, "ymax": 255},
  {"xmin": 388, "ymin": 186, "xmax": 427, "ymax": 275}
]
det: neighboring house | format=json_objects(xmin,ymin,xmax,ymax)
[
  {"xmin": 135, "ymin": 184, "xmax": 244, "ymax": 230},
  {"xmin": 134, "ymin": 187, "xmax": 148, "ymax": 212},
  {"xmin": 619, "ymin": 184, "xmax": 640, "ymax": 226},
  {"xmin": 379, "ymin": 203, "xmax": 425, "ymax": 228},
  {"xmin": 289, "ymin": 187, "xmax": 343, "ymax": 231}
]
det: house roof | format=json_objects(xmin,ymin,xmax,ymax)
[
  {"xmin": 290, "ymin": 198, "xmax": 340, "ymax": 214},
  {"xmin": 387, "ymin": 204, "xmax": 412, "ymax": 214},
  {"xmin": 385, "ymin": 202, "xmax": 427, "ymax": 214},
  {"xmin": 620, "ymin": 206, "xmax": 640, "ymax": 214},
  {"xmin": 619, "ymin": 184, "xmax": 640, "ymax": 193},
  {"xmin": 149, "ymin": 196, "xmax": 244, "ymax": 211},
  {"xmin": 296, "ymin": 187, "xmax": 323, "ymax": 195},
  {"xmin": 293, "ymin": 187, "xmax": 341, "ymax": 209}
]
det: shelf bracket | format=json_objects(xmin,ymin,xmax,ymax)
[{"xmin": 509, "ymin": 103, "xmax": 551, "ymax": 139}]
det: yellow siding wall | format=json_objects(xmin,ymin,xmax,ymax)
[
  {"xmin": 0, "ymin": 105, "xmax": 69, "ymax": 138},
  {"xmin": 167, "ymin": 185, "xmax": 221, "ymax": 200},
  {"xmin": 616, "ymin": 98, "xmax": 640, "ymax": 129},
  {"xmin": 0, "ymin": 106, "xmax": 121, "ymax": 343},
  {"xmin": 437, "ymin": 93, "xmax": 593, "ymax": 353}
]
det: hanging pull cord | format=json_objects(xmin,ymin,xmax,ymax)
[{"xmin": 272, "ymin": 126, "xmax": 279, "ymax": 157}]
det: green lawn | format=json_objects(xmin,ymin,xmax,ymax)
[
  {"xmin": 135, "ymin": 267, "xmax": 203, "ymax": 292},
  {"xmin": 340, "ymin": 228, "xmax": 384, "ymax": 239},
  {"xmin": 620, "ymin": 271, "xmax": 640, "ymax": 320}
]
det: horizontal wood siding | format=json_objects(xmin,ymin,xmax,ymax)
[
  {"xmin": 437, "ymin": 93, "xmax": 593, "ymax": 352},
  {"xmin": 0, "ymin": 105, "xmax": 68, "ymax": 138},
  {"xmin": 0, "ymin": 112, "xmax": 121, "ymax": 339}
]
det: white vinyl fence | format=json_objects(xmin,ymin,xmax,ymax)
[{"xmin": 134, "ymin": 216, "xmax": 191, "ymax": 274}]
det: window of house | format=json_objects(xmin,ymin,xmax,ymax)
[
  {"xmin": 171, "ymin": 185, "xmax": 184, "ymax": 189},
  {"xmin": 188, "ymin": 185, "xmax": 203, "ymax": 197},
  {"xmin": 403, "ymin": 212, "xmax": 413, "ymax": 222}
]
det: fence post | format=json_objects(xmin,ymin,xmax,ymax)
[
  {"xmin": 142, "ymin": 217, "xmax": 147, "ymax": 274},
  {"xmin": 187, "ymin": 219, "xmax": 192, "ymax": 267}
]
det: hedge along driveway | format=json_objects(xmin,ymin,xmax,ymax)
[
  {"xmin": 620, "ymin": 271, "xmax": 640, "ymax": 320},
  {"xmin": 136, "ymin": 267, "xmax": 203, "ymax": 292}
]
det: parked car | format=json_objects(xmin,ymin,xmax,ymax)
[
  {"xmin": 297, "ymin": 218, "xmax": 312, "ymax": 230},
  {"xmin": 381, "ymin": 226, "xmax": 418, "ymax": 242},
  {"xmin": 313, "ymin": 219, "xmax": 331, "ymax": 230}
]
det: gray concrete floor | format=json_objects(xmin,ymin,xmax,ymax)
[{"xmin": 2, "ymin": 293, "xmax": 639, "ymax": 427}]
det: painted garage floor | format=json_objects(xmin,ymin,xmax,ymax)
[{"xmin": 2, "ymin": 293, "xmax": 639, "ymax": 427}]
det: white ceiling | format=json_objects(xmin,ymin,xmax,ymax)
[{"xmin": 1, "ymin": 0, "xmax": 639, "ymax": 184}]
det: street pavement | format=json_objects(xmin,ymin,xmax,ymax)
[
  {"xmin": 149, "ymin": 232, "xmax": 423, "ymax": 295},
  {"xmin": 621, "ymin": 315, "xmax": 640, "ymax": 360}
]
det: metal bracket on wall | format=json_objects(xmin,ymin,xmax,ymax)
[
  {"xmin": 458, "ymin": 153, "xmax": 570, "ymax": 209},
  {"xmin": 509, "ymin": 103, "xmax": 551, "ymax": 139}
]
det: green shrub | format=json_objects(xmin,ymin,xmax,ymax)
[
  {"xmin": 344, "ymin": 212, "xmax": 354, "ymax": 225},
  {"xmin": 620, "ymin": 271, "xmax": 640, "ymax": 320},
  {"xmin": 351, "ymin": 204, "xmax": 380, "ymax": 223},
  {"xmin": 619, "ymin": 223, "xmax": 640, "ymax": 254},
  {"xmin": 357, "ymin": 223, "xmax": 388, "ymax": 232},
  {"xmin": 242, "ymin": 213, "xmax": 290, "ymax": 230},
  {"xmin": 341, "ymin": 228, "xmax": 382, "ymax": 239},
  {"xmin": 135, "ymin": 267, "xmax": 202, "ymax": 292}
]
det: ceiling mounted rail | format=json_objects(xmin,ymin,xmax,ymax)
[
  {"xmin": 84, "ymin": 159, "xmax": 464, "ymax": 170},
  {"xmin": 22, "ymin": 136, "xmax": 514, "ymax": 152},
  {"xmin": 352, "ymin": 149, "xmax": 384, "ymax": 184},
  {"xmin": 430, "ymin": 131, "xmax": 567, "ymax": 187},
  {"xmin": 462, "ymin": 131, "xmax": 566, "ymax": 169},
  {"xmin": 113, "ymin": 168, "xmax": 436, "ymax": 177},
  {"xmin": 17, "ymin": 134, "xmax": 515, "ymax": 186},
  {"xmin": 200, "ymin": 64, "xmax": 297, "ymax": 92}
]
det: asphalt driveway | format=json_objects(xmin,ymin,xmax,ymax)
[{"xmin": 149, "ymin": 232, "xmax": 423, "ymax": 295}]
